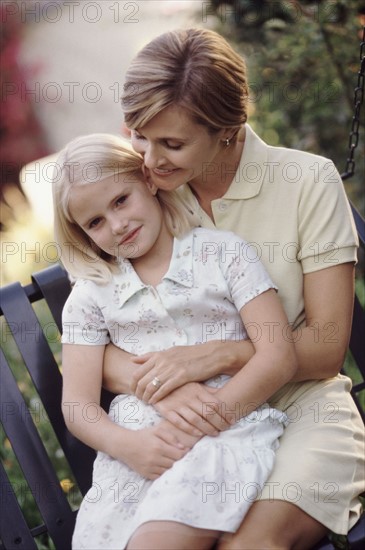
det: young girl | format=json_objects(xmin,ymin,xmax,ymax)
[{"xmin": 54, "ymin": 133, "xmax": 297, "ymax": 549}]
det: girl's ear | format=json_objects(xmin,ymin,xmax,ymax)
[
  {"xmin": 142, "ymin": 166, "xmax": 158, "ymax": 195},
  {"xmin": 147, "ymin": 181, "xmax": 158, "ymax": 195}
]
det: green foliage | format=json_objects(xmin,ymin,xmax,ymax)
[{"xmin": 211, "ymin": 0, "xmax": 365, "ymax": 214}]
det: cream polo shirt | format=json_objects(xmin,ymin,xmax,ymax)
[
  {"xmin": 61, "ymin": 227, "xmax": 275, "ymax": 353},
  {"xmin": 179, "ymin": 124, "xmax": 358, "ymax": 328}
]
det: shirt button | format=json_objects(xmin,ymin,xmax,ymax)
[{"xmin": 219, "ymin": 201, "xmax": 228, "ymax": 211}]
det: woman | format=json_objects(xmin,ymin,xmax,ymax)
[{"xmin": 103, "ymin": 28, "xmax": 364, "ymax": 549}]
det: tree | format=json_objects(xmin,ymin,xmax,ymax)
[{"xmin": 210, "ymin": 0, "xmax": 365, "ymax": 213}]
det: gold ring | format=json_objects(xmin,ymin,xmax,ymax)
[{"xmin": 151, "ymin": 376, "xmax": 162, "ymax": 389}]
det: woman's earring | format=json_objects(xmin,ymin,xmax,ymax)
[{"xmin": 225, "ymin": 138, "xmax": 230, "ymax": 147}]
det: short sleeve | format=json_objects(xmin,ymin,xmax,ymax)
[
  {"xmin": 220, "ymin": 236, "xmax": 277, "ymax": 312},
  {"xmin": 298, "ymin": 159, "xmax": 358, "ymax": 273},
  {"xmin": 61, "ymin": 279, "xmax": 110, "ymax": 346}
]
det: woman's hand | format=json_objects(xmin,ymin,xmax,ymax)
[
  {"xmin": 131, "ymin": 340, "xmax": 254, "ymax": 402},
  {"xmin": 118, "ymin": 419, "xmax": 200, "ymax": 480},
  {"xmin": 153, "ymin": 382, "xmax": 233, "ymax": 437}
]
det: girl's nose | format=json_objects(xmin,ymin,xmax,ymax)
[{"xmin": 111, "ymin": 215, "xmax": 127, "ymax": 235}]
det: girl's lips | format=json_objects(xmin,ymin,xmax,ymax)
[{"xmin": 120, "ymin": 227, "xmax": 141, "ymax": 245}]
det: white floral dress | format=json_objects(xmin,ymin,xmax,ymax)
[{"xmin": 62, "ymin": 228, "xmax": 287, "ymax": 549}]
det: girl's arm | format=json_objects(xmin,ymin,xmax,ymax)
[
  {"xmin": 62, "ymin": 343, "xmax": 115, "ymax": 452},
  {"xmin": 146, "ymin": 263, "xmax": 354, "ymax": 435},
  {"xmin": 62, "ymin": 344, "xmax": 190, "ymax": 479},
  {"xmin": 214, "ymin": 288, "xmax": 297, "ymax": 423}
]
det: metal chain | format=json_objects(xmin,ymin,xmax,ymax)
[{"xmin": 341, "ymin": 26, "xmax": 365, "ymax": 180}]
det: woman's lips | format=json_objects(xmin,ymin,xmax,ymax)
[{"xmin": 152, "ymin": 167, "xmax": 179, "ymax": 177}]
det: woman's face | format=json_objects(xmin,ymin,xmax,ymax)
[{"xmin": 130, "ymin": 104, "xmax": 228, "ymax": 191}]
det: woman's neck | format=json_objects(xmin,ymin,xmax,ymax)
[{"xmin": 188, "ymin": 136, "xmax": 245, "ymax": 220}]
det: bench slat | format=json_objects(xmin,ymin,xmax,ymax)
[
  {"xmin": 1, "ymin": 281, "xmax": 95, "ymax": 495},
  {"xmin": 31, "ymin": 264, "xmax": 71, "ymax": 333},
  {"xmin": 0, "ymin": 349, "xmax": 75, "ymax": 547},
  {"xmin": 0, "ymin": 461, "xmax": 38, "ymax": 550}
]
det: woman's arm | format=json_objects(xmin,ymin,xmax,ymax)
[
  {"xmin": 290, "ymin": 263, "xmax": 354, "ymax": 381},
  {"xmin": 102, "ymin": 344, "xmax": 138, "ymax": 394},
  {"xmin": 102, "ymin": 338, "xmax": 254, "ymax": 396},
  {"xmin": 100, "ymin": 263, "xmax": 354, "ymax": 438},
  {"xmin": 62, "ymin": 344, "xmax": 190, "ymax": 479},
  {"xmin": 102, "ymin": 262, "xmax": 354, "ymax": 423},
  {"xmin": 102, "ymin": 343, "xmax": 234, "ymax": 436}
]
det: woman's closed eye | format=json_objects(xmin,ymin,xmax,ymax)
[
  {"xmin": 164, "ymin": 141, "xmax": 182, "ymax": 150},
  {"xmin": 133, "ymin": 131, "xmax": 182, "ymax": 151}
]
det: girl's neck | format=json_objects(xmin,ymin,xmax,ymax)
[
  {"xmin": 130, "ymin": 223, "xmax": 174, "ymax": 288},
  {"xmin": 188, "ymin": 137, "xmax": 245, "ymax": 220}
]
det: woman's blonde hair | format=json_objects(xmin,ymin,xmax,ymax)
[
  {"xmin": 53, "ymin": 133, "xmax": 194, "ymax": 283},
  {"xmin": 122, "ymin": 28, "xmax": 248, "ymax": 139}
]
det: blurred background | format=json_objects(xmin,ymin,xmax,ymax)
[
  {"xmin": 1, "ymin": 2, "xmax": 364, "ymax": 544},
  {"xmin": 1, "ymin": 0, "xmax": 365, "ymax": 286}
]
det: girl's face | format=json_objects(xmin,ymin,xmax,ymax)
[
  {"xmin": 130, "ymin": 104, "xmax": 229, "ymax": 191},
  {"xmin": 68, "ymin": 173, "xmax": 170, "ymax": 261}
]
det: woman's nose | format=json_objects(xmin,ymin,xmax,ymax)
[{"xmin": 143, "ymin": 143, "xmax": 164, "ymax": 169}]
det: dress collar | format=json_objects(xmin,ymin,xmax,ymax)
[{"xmin": 114, "ymin": 231, "xmax": 195, "ymax": 307}]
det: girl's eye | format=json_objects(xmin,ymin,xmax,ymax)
[
  {"xmin": 134, "ymin": 131, "xmax": 145, "ymax": 141},
  {"xmin": 116, "ymin": 195, "xmax": 127, "ymax": 206},
  {"xmin": 89, "ymin": 217, "xmax": 101, "ymax": 229}
]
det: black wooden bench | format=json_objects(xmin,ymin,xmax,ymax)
[{"xmin": 1, "ymin": 213, "xmax": 364, "ymax": 549}]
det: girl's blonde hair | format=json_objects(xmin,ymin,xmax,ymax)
[
  {"xmin": 122, "ymin": 28, "xmax": 248, "ymax": 140},
  {"xmin": 53, "ymin": 133, "xmax": 194, "ymax": 283}
]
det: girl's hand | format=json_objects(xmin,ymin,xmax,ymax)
[
  {"xmin": 153, "ymin": 382, "xmax": 232, "ymax": 437},
  {"xmin": 131, "ymin": 340, "xmax": 254, "ymax": 402},
  {"xmin": 119, "ymin": 419, "xmax": 200, "ymax": 480}
]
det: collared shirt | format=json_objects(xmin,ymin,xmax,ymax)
[
  {"xmin": 178, "ymin": 124, "xmax": 358, "ymax": 328},
  {"xmin": 61, "ymin": 227, "xmax": 275, "ymax": 353}
]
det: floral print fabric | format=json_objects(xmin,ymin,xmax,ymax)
[{"xmin": 61, "ymin": 228, "xmax": 286, "ymax": 548}]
